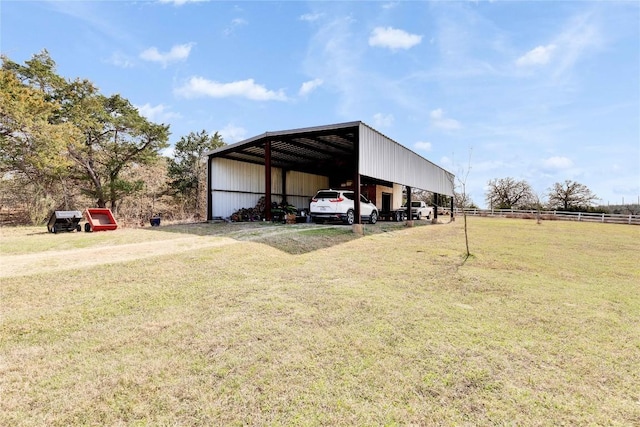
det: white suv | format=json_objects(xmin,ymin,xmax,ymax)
[{"xmin": 310, "ymin": 189, "xmax": 378, "ymax": 225}]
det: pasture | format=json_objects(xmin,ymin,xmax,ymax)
[{"xmin": 1, "ymin": 218, "xmax": 639, "ymax": 426}]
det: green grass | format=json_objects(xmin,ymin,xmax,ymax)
[{"xmin": 1, "ymin": 218, "xmax": 639, "ymax": 425}]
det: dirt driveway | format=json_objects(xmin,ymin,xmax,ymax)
[
  {"xmin": 1, "ymin": 235, "xmax": 242, "ymax": 279},
  {"xmin": 1, "ymin": 222, "xmax": 366, "ymax": 278}
]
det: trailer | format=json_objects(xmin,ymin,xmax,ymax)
[
  {"xmin": 378, "ymin": 202, "xmax": 434, "ymax": 221},
  {"xmin": 378, "ymin": 208, "xmax": 408, "ymax": 222},
  {"xmin": 84, "ymin": 208, "xmax": 118, "ymax": 232},
  {"xmin": 47, "ymin": 210, "xmax": 83, "ymax": 233}
]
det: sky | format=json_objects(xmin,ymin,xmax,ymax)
[{"xmin": 2, "ymin": 0, "xmax": 639, "ymax": 208}]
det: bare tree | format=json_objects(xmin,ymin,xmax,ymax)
[
  {"xmin": 547, "ymin": 180, "xmax": 597, "ymax": 211},
  {"xmin": 485, "ymin": 177, "xmax": 535, "ymax": 209},
  {"xmin": 452, "ymin": 149, "xmax": 473, "ymax": 259},
  {"xmin": 533, "ymin": 191, "xmax": 546, "ymax": 224},
  {"xmin": 454, "ymin": 190, "xmax": 475, "ymax": 209}
]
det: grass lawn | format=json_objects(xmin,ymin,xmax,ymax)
[{"xmin": 1, "ymin": 218, "xmax": 639, "ymax": 425}]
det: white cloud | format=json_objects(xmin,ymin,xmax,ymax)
[
  {"xmin": 135, "ymin": 103, "xmax": 181, "ymax": 123},
  {"xmin": 140, "ymin": 43, "xmax": 194, "ymax": 68},
  {"xmin": 414, "ymin": 141, "xmax": 432, "ymax": 152},
  {"xmin": 158, "ymin": 0, "xmax": 208, "ymax": 6},
  {"xmin": 430, "ymin": 108, "xmax": 461, "ymax": 131},
  {"xmin": 369, "ymin": 26, "xmax": 422, "ymax": 50},
  {"xmin": 299, "ymin": 13, "xmax": 323, "ymax": 22},
  {"xmin": 219, "ymin": 124, "xmax": 248, "ymax": 143},
  {"xmin": 304, "ymin": 16, "xmax": 361, "ymax": 116},
  {"xmin": 552, "ymin": 14, "xmax": 602, "ymax": 77},
  {"xmin": 224, "ymin": 18, "xmax": 248, "ymax": 36},
  {"xmin": 175, "ymin": 76, "xmax": 288, "ymax": 101},
  {"xmin": 107, "ymin": 52, "xmax": 134, "ymax": 68},
  {"xmin": 516, "ymin": 44, "xmax": 556, "ymax": 67},
  {"xmin": 515, "ymin": 14, "xmax": 602, "ymax": 76},
  {"xmin": 542, "ymin": 156, "xmax": 574, "ymax": 170},
  {"xmin": 382, "ymin": 2, "xmax": 399, "ymax": 10},
  {"xmin": 373, "ymin": 113, "xmax": 394, "ymax": 127},
  {"xmin": 298, "ymin": 78, "xmax": 323, "ymax": 96}
]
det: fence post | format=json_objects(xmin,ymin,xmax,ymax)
[
  {"xmin": 602, "ymin": 213, "xmax": 605, "ymax": 223},
  {"xmin": 630, "ymin": 215, "xmax": 633, "ymax": 225},
  {"xmin": 578, "ymin": 212, "xmax": 581, "ymax": 221}
]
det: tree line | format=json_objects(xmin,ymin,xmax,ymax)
[
  {"xmin": 1, "ymin": 51, "xmax": 225, "ymax": 226},
  {"xmin": 482, "ymin": 177, "xmax": 599, "ymax": 212}
]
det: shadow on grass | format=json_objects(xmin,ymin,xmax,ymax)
[{"xmin": 141, "ymin": 220, "xmax": 431, "ymax": 254}]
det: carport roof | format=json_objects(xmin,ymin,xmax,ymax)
[{"xmin": 206, "ymin": 121, "xmax": 361, "ymax": 176}]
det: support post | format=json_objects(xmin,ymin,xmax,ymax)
[
  {"xmin": 353, "ymin": 126, "xmax": 361, "ymax": 226},
  {"xmin": 433, "ymin": 193, "xmax": 438, "ymax": 222},
  {"xmin": 406, "ymin": 186, "xmax": 413, "ymax": 227},
  {"xmin": 265, "ymin": 140, "xmax": 272, "ymax": 221},
  {"xmin": 450, "ymin": 197, "xmax": 455, "ymax": 221},
  {"xmin": 207, "ymin": 155, "xmax": 213, "ymax": 221}
]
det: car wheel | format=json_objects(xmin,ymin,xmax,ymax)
[
  {"xmin": 84, "ymin": 223, "xmax": 92, "ymax": 232},
  {"xmin": 369, "ymin": 210, "xmax": 378, "ymax": 224},
  {"xmin": 417, "ymin": 212, "xmax": 422, "ymax": 220},
  {"xmin": 345, "ymin": 209, "xmax": 355, "ymax": 225}
]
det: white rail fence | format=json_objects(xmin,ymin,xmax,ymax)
[{"xmin": 454, "ymin": 208, "xmax": 640, "ymax": 226}]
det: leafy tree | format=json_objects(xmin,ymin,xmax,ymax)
[
  {"xmin": 3, "ymin": 51, "xmax": 170, "ymax": 213},
  {"xmin": 66, "ymin": 93, "xmax": 170, "ymax": 211},
  {"xmin": 0, "ymin": 63, "xmax": 80, "ymax": 212},
  {"xmin": 485, "ymin": 177, "xmax": 535, "ymax": 209},
  {"xmin": 547, "ymin": 180, "xmax": 597, "ymax": 211},
  {"xmin": 168, "ymin": 130, "xmax": 225, "ymax": 218}
]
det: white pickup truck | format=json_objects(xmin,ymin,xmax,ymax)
[{"xmin": 400, "ymin": 201, "xmax": 433, "ymax": 220}]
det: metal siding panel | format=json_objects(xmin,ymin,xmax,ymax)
[
  {"xmin": 210, "ymin": 158, "xmax": 286, "ymax": 218},
  {"xmin": 359, "ymin": 123, "xmax": 454, "ymax": 196},
  {"xmin": 286, "ymin": 171, "xmax": 329, "ymax": 196},
  {"xmin": 211, "ymin": 158, "xmax": 264, "ymax": 192},
  {"xmin": 211, "ymin": 192, "xmax": 263, "ymax": 218},
  {"xmin": 211, "ymin": 158, "xmax": 283, "ymax": 193}
]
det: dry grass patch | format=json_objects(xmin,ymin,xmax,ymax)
[{"xmin": 1, "ymin": 218, "xmax": 639, "ymax": 425}]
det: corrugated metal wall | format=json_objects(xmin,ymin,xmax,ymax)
[
  {"xmin": 358, "ymin": 123, "xmax": 455, "ymax": 196},
  {"xmin": 285, "ymin": 170, "xmax": 329, "ymax": 211},
  {"xmin": 210, "ymin": 158, "xmax": 328, "ymax": 218}
]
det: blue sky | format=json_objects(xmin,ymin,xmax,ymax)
[{"xmin": 3, "ymin": 0, "xmax": 639, "ymax": 207}]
